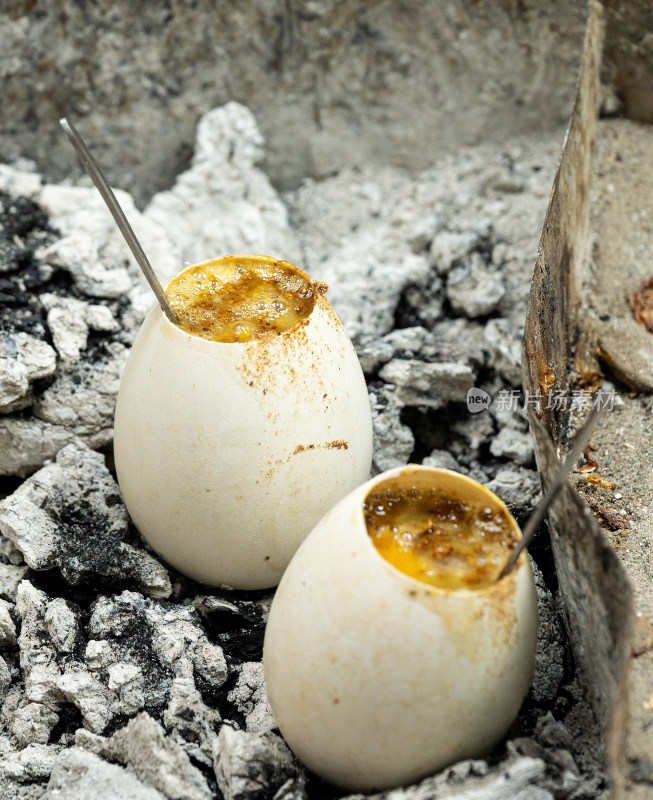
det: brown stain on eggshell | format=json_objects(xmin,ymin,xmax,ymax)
[
  {"xmin": 235, "ymin": 292, "xmax": 340, "ymax": 401},
  {"xmin": 409, "ymin": 566, "xmax": 520, "ymax": 663},
  {"xmin": 292, "ymin": 440, "xmax": 349, "ymax": 456}
]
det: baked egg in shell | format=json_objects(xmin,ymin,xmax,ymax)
[
  {"xmin": 113, "ymin": 254, "xmax": 373, "ymax": 589},
  {"xmin": 263, "ymin": 464, "xmax": 538, "ymax": 791}
]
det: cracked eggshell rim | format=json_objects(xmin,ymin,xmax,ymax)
[
  {"xmin": 113, "ymin": 255, "xmax": 373, "ymax": 589},
  {"xmin": 263, "ymin": 464, "xmax": 538, "ymax": 792}
]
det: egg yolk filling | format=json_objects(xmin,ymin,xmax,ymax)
[
  {"xmin": 363, "ymin": 481, "xmax": 518, "ymax": 589},
  {"xmin": 166, "ymin": 257, "xmax": 316, "ymax": 343}
]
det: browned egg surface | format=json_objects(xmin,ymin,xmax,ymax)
[
  {"xmin": 363, "ymin": 483, "xmax": 518, "ymax": 589},
  {"xmin": 166, "ymin": 258, "xmax": 315, "ymax": 343}
]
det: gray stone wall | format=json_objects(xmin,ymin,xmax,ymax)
[{"xmin": 1, "ymin": 0, "xmax": 590, "ymax": 204}]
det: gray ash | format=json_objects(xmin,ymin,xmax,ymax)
[
  {"xmin": 0, "ymin": 191, "xmax": 56, "ymax": 337},
  {"xmin": 0, "ymin": 109, "xmax": 608, "ymax": 800}
]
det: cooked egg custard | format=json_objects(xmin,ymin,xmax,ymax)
[
  {"xmin": 264, "ymin": 465, "xmax": 538, "ymax": 792},
  {"xmin": 364, "ymin": 480, "xmax": 518, "ymax": 590},
  {"xmin": 167, "ymin": 257, "xmax": 316, "ymax": 342}
]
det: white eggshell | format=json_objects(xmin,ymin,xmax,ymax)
[
  {"xmin": 263, "ymin": 465, "xmax": 538, "ymax": 792},
  {"xmin": 113, "ymin": 263, "xmax": 373, "ymax": 589}
]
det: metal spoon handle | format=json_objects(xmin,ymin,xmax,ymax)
[
  {"xmin": 59, "ymin": 117, "xmax": 178, "ymax": 324},
  {"xmin": 499, "ymin": 403, "xmax": 607, "ymax": 578}
]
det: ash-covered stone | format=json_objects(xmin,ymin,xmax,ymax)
[
  {"xmin": 33, "ymin": 341, "xmax": 128, "ymax": 442},
  {"xmin": 530, "ymin": 564, "xmax": 566, "ymax": 706},
  {"xmin": 194, "ymin": 595, "xmax": 268, "ymax": 666},
  {"xmin": 88, "ymin": 592, "xmax": 227, "ymax": 688},
  {"xmin": 0, "ymin": 655, "xmax": 10, "ymax": 699},
  {"xmin": 430, "ymin": 229, "xmax": 486, "ymax": 275},
  {"xmin": 12, "ymin": 581, "xmax": 65, "ymax": 745},
  {"xmin": 41, "ymin": 293, "xmax": 119, "ymax": 364},
  {"xmin": 44, "ymin": 598, "xmax": 78, "ymax": 655},
  {"xmin": 0, "ymin": 441, "xmax": 171, "ymax": 598},
  {"xmin": 485, "ymin": 467, "xmax": 542, "ymax": 509},
  {"xmin": 0, "ymin": 332, "xmax": 57, "ymax": 412},
  {"xmin": 89, "ymin": 591, "xmax": 225, "ymax": 763},
  {"xmin": 76, "ymin": 712, "xmax": 211, "ymax": 800},
  {"xmin": 0, "ymin": 564, "xmax": 28, "ymax": 602},
  {"xmin": 379, "ymin": 359, "xmax": 475, "ymax": 410},
  {"xmin": 44, "ymin": 747, "xmax": 166, "ymax": 800},
  {"xmin": 393, "ymin": 270, "xmax": 444, "ymax": 330},
  {"xmin": 407, "ymin": 213, "xmax": 445, "ymax": 254},
  {"xmin": 368, "ymin": 383, "xmax": 414, "ymax": 474},
  {"xmin": 452, "ymin": 411, "xmax": 496, "ymax": 455},
  {"xmin": 421, "ymin": 448, "xmax": 462, "ymax": 472},
  {"xmin": 490, "ymin": 426, "xmax": 535, "ymax": 467},
  {"xmin": 0, "ymin": 417, "xmax": 77, "ymax": 478},
  {"xmin": 227, "ymin": 662, "xmax": 275, "ymax": 733},
  {"xmin": 342, "ymin": 755, "xmax": 549, "ymax": 800},
  {"xmin": 213, "ymin": 725, "xmax": 306, "ymax": 800},
  {"xmin": 484, "ymin": 318, "xmax": 523, "ymax": 386},
  {"xmin": 0, "ymin": 599, "xmax": 16, "ymax": 647},
  {"xmin": 0, "ymin": 742, "xmax": 59, "ymax": 783},
  {"xmin": 38, "ymin": 234, "xmax": 133, "ymax": 300},
  {"xmin": 163, "ymin": 676, "xmax": 222, "ymax": 767},
  {"xmin": 9, "ymin": 700, "xmax": 60, "ymax": 749},
  {"xmin": 145, "ymin": 103, "xmax": 301, "ymax": 278},
  {"xmin": 446, "ymin": 252, "xmax": 505, "ymax": 318}
]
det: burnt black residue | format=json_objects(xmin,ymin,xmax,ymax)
[
  {"xmin": 197, "ymin": 595, "xmax": 266, "ymax": 665},
  {"xmin": 393, "ymin": 268, "xmax": 443, "ymax": 331},
  {"xmin": 88, "ymin": 594, "xmax": 173, "ymax": 716},
  {"xmin": 0, "ymin": 191, "xmax": 57, "ymax": 338},
  {"xmin": 48, "ymin": 702, "xmax": 83, "ymax": 745},
  {"xmin": 33, "ymin": 475, "xmax": 169, "ymax": 601},
  {"xmin": 0, "ymin": 190, "xmax": 132, "ymax": 350}
]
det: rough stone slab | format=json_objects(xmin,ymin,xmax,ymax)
[
  {"xmin": 213, "ymin": 726, "xmax": 306, "ymax": 800},
  {"xmin": 43, "ymin": 747, "xmax": 166, "ymax": 800},
  {"xmin": 379, "ymin": 359, "xmax": 475, "ymax": 410},
  {"xmin": 0, "ymin": 418, "xmax": 77, "ymax": 478},
  {"xmin": 0, "ymin": 441, "xmax": 171, "ymax": 598},
  {"xmin": 33, "ymin": 341, "xmax": 127, "ymax": 438},
  {"xmin": 0, "ymin": 332, "xmax": 56, "ymax": 410},
  {"xmin": 0, "ymin": 598, "xmax": 16, "ymax": 646},
  {"xmin": 0, "ymin": 564, "xmax": 29, "ymax": 602},
  {"xmin": 41, "ymin": 294, "xmax": 119, "ymax": 364},
  {"xmin": 368, "ymin": 384, "xmax": 414, "ymax": 475},
  {"xmin": 484, "ymin": 318, "xmax": 523, "ymax": 387},
  {"xmin": 342, "ymin": 756, "xmax": 550, "ymax": 800},
  {"xmin": 0, "ymin": 742, "xmax": 59, "ymax": 782},
  {"xmin": 227, "ymin": 662, "xmax": 275, "ymax": 733},
  {"xmin": 76, "ymin": 713, "xmax": 211, "ymax": 800},
  {"xmin": 485, "ymin": 467, "xmax": 542, "ymax": 509},
  {"xmin": 446, "ymin": 252, "xmax": 505, "ymax": 318},
  {"xmin": 489, "ymin": 426, "xmax": 535, "ymax": 466}
]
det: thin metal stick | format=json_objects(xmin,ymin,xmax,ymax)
[
  {"xmin": 59, "ymin": 117, "xmax": 178, "ymax": 324},
  {"xmin": 498, "ymin": 404, "xmax": 608, "ymax": 579}
]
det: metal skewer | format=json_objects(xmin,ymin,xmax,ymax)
[
  {"xmin": 59, "ymin": 117, "xmax": 178, "ymax": 324},
  {"xmin": 498, "ymin": 403, "xmax": 607, "ymax": 579}
]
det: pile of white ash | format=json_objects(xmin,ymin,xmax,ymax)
[{"xmin": 0, "ymin": 104, "xmax": 607, "ymax": 800}]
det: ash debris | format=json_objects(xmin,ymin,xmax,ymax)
[{"xmin": 0, "ymin": 104, "xmax": 608, "ymax": 799}]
